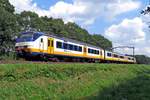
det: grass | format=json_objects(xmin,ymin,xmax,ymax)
[{"xmin": 0, "ymin": 63, "xmax": 149, "ymax": 100}]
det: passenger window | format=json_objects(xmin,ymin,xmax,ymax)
[
  {"xmin": 120, "ymin": 56, "xmax": 124, "ymax": 59},
  {"xmin": 114, "ymin": 54, "xmax": 118, "ymax": 58},
  {"xmin": 107, "ymin": 53, "xmax": 112, "ymax": 57},
  {"xmin": 74, "ymin": 45, "xmax": 78, "ymax": 51},
  {"xmin": 79, "ymin": 46, "xmax": 82, "ymax": 52},
  {"xmin": 69, "ymin": 44, "xmax": 73, "ymax": 50},
  {"xmin": 98, "ymin": 51, "xmax": 100, "ymax": 54},
  {"xmin": 93, "ymin": 50, "xmax": 96, "ymax": 54},
  {"xmin": 96, "ymin": 50, "xmax": 99, "ymax": 55},
  {"xmin": 41, "ymin": 38, "xmax": 43, "ymax": 43},
  {"xmin": 63, "ymin": 43, "xmax": 68, "ymax": 49},
  {"xmin": 88, "ymin": 48, "xmax": 90, "ymax": 53},
  {"xmin": 56, "ymin": 41, "xmax": 62, "ymax": 48}
]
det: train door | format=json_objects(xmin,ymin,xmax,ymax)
[
  {"xmin": 100, "ymin": 50, "xmax": 103, "ymax": 58},
  {"xmin": 48, "ymin": 38, "xmax": 54, "ymax": 54},
  {"xmin": 100, "ymin": 50, "xmax": 105, "ymax": 61},
  {"xmin": 83, "ymin": 46, "xmax": 87, "ymax": 57},
  {"xmin": 40, "ymin": 38, "xmax": 44, "ymax": 52}
]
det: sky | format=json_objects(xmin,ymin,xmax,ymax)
[{"xmin": 9, "ymin": 0, "xmax": 150, "ymax": 56}]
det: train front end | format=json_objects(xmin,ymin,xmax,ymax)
[{"xmin": 15, "ymin": 32, "xmax": 43, "ymax": 58}]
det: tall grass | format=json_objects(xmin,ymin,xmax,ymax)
[
  {"xmin": 0, "ymin": 52, "xmax": 17, "ymax": 60},
  {"xmin": 0, "ymin": 63, "xmax": 149, "ymax": 99}
]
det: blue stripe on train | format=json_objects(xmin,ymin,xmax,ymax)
[{"xmin": 30, "ymin": 52, "xmax": 47, "ymax": 56}]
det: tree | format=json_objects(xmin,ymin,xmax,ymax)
[
  {"xmin": 0, "ymin": 0, "xmax": 113, "ymax": 59},
  {"xmin": 0, "ymin": 2, "xmax": 19, "ymax": 56},
  {"xmin": 135, "ymin": 55, "xmax": 150, "ymax": 64},
  {"xmin": 141, "ymin": 6, "xmax": 150, "ymax": 15},
  {"xmin": 0, "ymin": 0, "xmax": 14, "ymax": 13}
]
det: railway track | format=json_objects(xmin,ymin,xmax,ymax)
[{"xmin": 0, "ymin": 60, "xmax": 91, "ymax": 64}]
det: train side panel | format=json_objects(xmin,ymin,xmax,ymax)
[
  {"xmin": 53, "ymin": 38, "xmax": 84, "ymax": 57},
  {"xmin": 15, "ymin": 32, "xmax": 136, "ymax": 63}
]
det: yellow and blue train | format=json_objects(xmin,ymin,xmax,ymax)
[{"xmin": 15, "ymin": 31, "xmax": 136, "ymax": 63}]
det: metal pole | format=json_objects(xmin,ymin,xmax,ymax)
[{"xmin": 133, "ymin": 47, "xmax": 135, "ymax": 57}]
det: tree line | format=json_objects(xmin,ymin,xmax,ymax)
[
  {"xmin": 135, "ymin": 55, "xmax": 150, "ymax": 64},
  {"xmin": 0, "ymin": 0, "xmax": 112, "ymax": 59}
]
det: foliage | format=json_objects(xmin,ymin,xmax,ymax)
[
  {"xmin": 141, "ymin": 6, "xmax": 150, "ymax": 15},
  {"xmin": 0, "ymin": 0, "xmax": 14, "ymax": 13},
  {"xmin": 135, "ymin": 55, "xmax": 150, "ymax": 64},
  {"xmin": 0, "ymin": 2, "xmax": 20, "ymax": 57},
  {"xmin": 0, "ymin": 0, "xmax": 112, "ymax": 59},
  {"xmin": 0, "ymin": 63, "xmax": 149, "ymax": 99}
]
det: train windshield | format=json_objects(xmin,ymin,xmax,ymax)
[
  {"xmin": 20, "ymin": 33, "xmax": 33, "ymax": 39},
  {"xmin": 16, "ymin": 32, "xmax": 34, "ymax": 42},
  {"xmin": 16, "ymin": 32, "xmax": 43, "ymax": 42}
]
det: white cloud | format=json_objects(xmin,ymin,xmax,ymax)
[
  {"xmin": 105, "ymin": 17, "xmax": 146, "ymax": 44},
  {"xmin": 101, "ymin": 0, "xmax": 141, "ymax": 19},
  {"xmin": 105, "ymin": 16, "xmax": 150, "ymax": 56},
  {"xmin": 144, "ymin": 47, "xmax": 150, "ymax": 54},
  {"xmin": 9, "ymin": 0, "xmax": 49, "ymax": 16},
  {"xmin": 9, "ymin": 0, "xmax": 141, "ymax": 25}
]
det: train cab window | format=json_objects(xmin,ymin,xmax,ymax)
[
  {"xmin": 63, "ymin": 43, "xmax": 68, "ymax": 49},
  {"xmin": 79, "ymin": 46, "xmax": 82, "ymax": 52},
  {"xmin": 56, "ymin": 41, "xmax": 62, "ymax": 48},
  {"xmin": 33, "ymin": 33, "xmax": 43, "ymax": 40},
  {"xmin": 107, "ymin": 53, "xmax": 112, "ymax": 57},
  {"xmin": 41, "ymin": 38, "xmax": 43, "ymax": 43}
]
